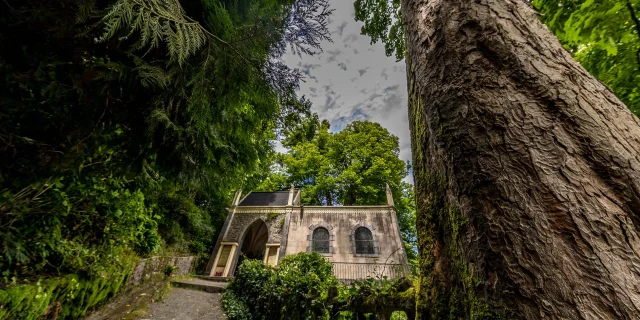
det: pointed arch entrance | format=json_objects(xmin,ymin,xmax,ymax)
[{"xmin": 235, "ymin": 219, "xmax": 269, "ymax": 274}]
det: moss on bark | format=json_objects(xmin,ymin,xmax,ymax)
[{"xmin": 408, "ymin": 84, "xmax": 514, "ymax": 319}]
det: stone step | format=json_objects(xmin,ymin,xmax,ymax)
[
  {"xmin": 196, "ymin": 275, "xmax": 234, "ymax": 282},
  {"xmin": 171, "ymin": 278, "xmax": 228, "ymax": 293}
]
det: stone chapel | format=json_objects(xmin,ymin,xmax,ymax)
[{"xmin": 204, "ymin": 185, "xmax": 410, "ymax": 282}]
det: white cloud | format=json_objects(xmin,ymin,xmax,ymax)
[{"xmin": 283, "ymin": 0, "xmax": 412, "ymax": 182}]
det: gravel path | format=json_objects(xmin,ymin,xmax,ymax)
[{"xmin": 138, "ymin": 288, "xmax": 227, "ymax": 320}]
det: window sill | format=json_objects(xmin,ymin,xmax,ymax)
[{"xmin": 353, "ymin": 253, "xmax": 380, "ymax": 258}]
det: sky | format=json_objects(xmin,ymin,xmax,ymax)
[{"xmin": 281, "ymin": 0, "xmax": 412, "ymax": 181}]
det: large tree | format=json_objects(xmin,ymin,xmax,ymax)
[
  {"xmin": 263, "ymin": 118, "xmax": 409, "ymax": 206},
  {"xmin": 258, "ymin": 117, "xmax": 418, "ymax": 262},
  {"xmin": 356, "ymin": 0, "xmax": 640, "ymax": 318}
]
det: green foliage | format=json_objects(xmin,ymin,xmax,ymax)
[
  {"xmin": 223, "ymin": 253, "xmax": 416, "ymax": 319},
  {"xmin": 395, "ymin": 184, "xmax": 418, "ymax": 265},
  {"xmin": 261, "ymin": 119, "xmax": 408, "ymax": 206},
  {"xmin": 223, "ymin": 252, "xmax": 338, "ymax": 319},
  {"xmin": 1, "ymin": 136, "xmax": 159, "ymax": 278},
  {"xmin": 0, "ymin": 0, "xmax": 331, "ymax": 285},
  {"xmin": 354, "ymin": 0, "xmax": 405, "ymax": 60},
  {"xmin": 150, "ymin": 186, "xmax": 215, "ymax": 255},
  {"xmin": 163, "ymin": 264, "xmax": 177, "ymax": 277},
  {"xmin": 337, "ymin": 277, "xmax": 413, "ymax": 309},
  {"xmin": 101, "ymin": 0, "xmax": 208, "ymax": 65},
  {"xmin": 330, "ymin": 121, "xmax": 408, "ymax": 206},
  {"xmin": 266, "ymin": 211, "xmax": 281, "ymax": 221},
  {"xmin": 534, "ymin": 0, "xmax": 640, "ymax": 115},
  {"xmin": 0, "ymin": 256, "xmax": 135, "ymax": 320}
]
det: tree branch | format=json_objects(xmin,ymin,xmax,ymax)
[{"xmin": 625, "ymin": 0, "xmax": 640, "ymax": 67}]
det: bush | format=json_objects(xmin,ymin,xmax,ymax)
[
  {"xmin": 0, "ymin": 165, "xmax": 159, "ymax": 280},
  {"xmin": 223, "ymin": 253, "xmax": 416, "ymax": 319},
  {"xmin": 223, "ymin": 252, "xmax": 338, "ymax": 320}
]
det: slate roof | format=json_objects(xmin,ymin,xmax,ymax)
[{"xmin": 238, "ymin": 191, "xmax": 290, "ymax": 206}]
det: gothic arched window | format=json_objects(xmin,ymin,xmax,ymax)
[
  {"xmin": 355, "ymin": 227, "xmax": 374, "ymax": 254},
  {"xmin": 312, "ymin": 227, "xmax": 330, "ymax": 253}
]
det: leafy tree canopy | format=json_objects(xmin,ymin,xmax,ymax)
[
  {"xmin": 262, "ymin": 118, "xmax": 408, "ymax": 205},
  {"xmin": 354, "ymin": 0, "xmax": 405, "ymax": 60},
  {"xmin": 533, "ymin": 0, "xmax": 640, "ymax": 116},
  {"xmin": 0, "ymin": 0, "xmax": 331, "ymax": 279}
]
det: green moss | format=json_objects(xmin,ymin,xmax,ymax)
[
  {"xmin": 408, "ymin": 89, "xmax": 514, "ymax": 319},
  {"xmin": 266, "ymin": 211, "xmax": 280, "ymax": 221}
]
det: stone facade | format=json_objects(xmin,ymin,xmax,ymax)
[
  {"xmin": 205, "ymin": 186, "xmax": 410, "ymax": 282},
  {"xmin": 223, "ymin": 210, "xmax": 287, "ymax": 244},
  {"xmin": 286, "ymin": 207, "xmax": 406, "ymax": 263}
]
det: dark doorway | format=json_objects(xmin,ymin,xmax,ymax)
[{"xmin": 235, "ymin": 219, "xmax": 269, "ymax": 274}]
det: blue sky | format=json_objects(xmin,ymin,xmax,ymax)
[{"xmin": 281, "ymin": 0, "xmax": 412, "ymax": 176}]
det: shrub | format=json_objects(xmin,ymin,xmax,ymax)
[
  {"xmin": 223, "ymin": 252, "xmax": 338, "ymax": 320},
  {"xmin": 0, "ymin": 167, "xmax": 158, "ymax": 279},
  {"xmin": 222, "ymin": 253, "xmax": 416, "ymax": 319},
  {"xmin": 164, "ymin": 265, "xmax": 177, "ymax": 277}
]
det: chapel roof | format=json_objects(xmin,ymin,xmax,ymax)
[{"xmin": 237, "ymin": 191, "xmax": 290, "ymax": 206}]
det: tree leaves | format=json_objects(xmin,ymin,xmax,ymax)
[
  {"xmin": 534, "ymin": 0, "xmax": 640, "ymax": 115},
  {"xmin": 354, "ymin": 0, "xmax": 404, "ymax": 60},
  {"xmin": 0, "ymin": 0, "xmax": 332, "ymax": 279}
]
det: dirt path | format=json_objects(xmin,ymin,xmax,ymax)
[{"xmin": 137, "ymin": 287, "xmax": 226, "ymax": 320}]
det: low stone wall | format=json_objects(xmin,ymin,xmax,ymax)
[{"xmin": 128, "ymin": 256, "xmax": 195, "ymax": 287}]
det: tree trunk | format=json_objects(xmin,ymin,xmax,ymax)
[{"xmin": 401, "ymin": 0, "xmax": 640, "ymax": 318}]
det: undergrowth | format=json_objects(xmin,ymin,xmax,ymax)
[
  {"xmin": 222, "ymin": 252, "xmax": 415, "ymax": 320},
  {"xmin": 0, "ymin": 254, "xmax": 136, "ymax": 319}
]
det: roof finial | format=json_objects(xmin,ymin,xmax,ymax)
[
  {"xmin": 386, "ymin": 183, "xmax": 394, "ymax": 207},
  {"xmin": 233, "ymin": 188, "xmax": 243, "ymax": 206},
  {"xmin": 288, "ymin": 184, "xmax": 295, "ymax": 206}
]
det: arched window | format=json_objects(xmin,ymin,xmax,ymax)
[
  {"xmin": 355, "ymin": 227, "xmax": 374, "ymax": 254},
  {"xmin": 312, "ymin": 227, "xmax": 330, "ymax": 253}
]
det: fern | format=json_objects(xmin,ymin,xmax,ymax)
[
  {"xmin": 100, "ymin": 0, "xmax": 207, "ymax": 65},
  {"xmin": 132, "ymin": 57, "xmax": 171, "ymax": 88}
]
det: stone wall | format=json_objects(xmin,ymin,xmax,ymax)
[
  {"xmin": 223, "ymin": 209, "xmax": 287, "ymax": 244},
  {"xmin": 127, "ymin": 256, "xmax": 195, "ymax": 287}
]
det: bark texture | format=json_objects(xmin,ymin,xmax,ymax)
[{"xmin": 402, "ymin": 0, "xmax": 640, "ymax": 318}]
